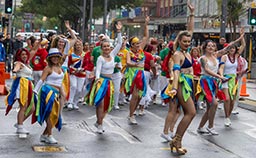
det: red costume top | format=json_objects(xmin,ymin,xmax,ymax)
[{"xmin": 31, "ymin": 48, "xmax": 48, "ymax": 71}]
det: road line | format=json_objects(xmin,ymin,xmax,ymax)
[{"xmin": 145, "ymin": 110, "xmax": 164, "ymax": 121}]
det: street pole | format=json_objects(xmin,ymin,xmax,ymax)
[
  {"xmin": 82, "ymin": 0, "xmax": 87, "ymax": 42},
  {"xmin": 220, "ymin": 0, "xmax": 227, "ymax": 37},
  {"xmin": 89, "ymin": 0, "xmax": 93, "ymax": 43},
  {"xmin": 248, "ymin": 26, "xmax": 253, "ymax": 79},
  {"xmin": 102, "ymin": 0, "xmax": 108, "ymax": 34}
]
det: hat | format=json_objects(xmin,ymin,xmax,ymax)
[
  {"xmin": 16, "ymin": 33, "xmax": 21, "ymax": 37},
  {"xmin": 47, "ymin": 48, "xmax": 62, "ymax": 59}
]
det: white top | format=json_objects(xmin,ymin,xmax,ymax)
[
  {"xmin": 15, "ymin": 62, "xmax": 33, "ymax": 78},
  {"xmin": 95, "ymin": 32, "xmax": 122, "ymax": 79},
  {"xmin": 201, "ymin": 56, "xmax": 219, "ymax": 76},
  {"xmin": 62, "ymin": 39, "xmax": 71, "ymax": 68},
  {"xmin": 45, "ymin": 71, "xmax": 64, "ymax": 87},
  {"xmin": 223, "ymin": 55, "xmax": 238, "ymax": 75}
]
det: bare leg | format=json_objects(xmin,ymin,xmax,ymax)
[
  {"xmin": 43, "ymin": 117, "xmax": 53, "ymax": 135},
  {"xmin": 170, "ymin": 108, "xmax": 181, "ymax": 133},
  {"xmin": 163, "ymin": 100, "xmax": 178, "ymax": 134},
  {"xmin": 175, "ymin": 84, "xmax": 196, "ymax": 138},
  {"xmin": 96, "ymin": 102, "xmax": 104, "ymax": 125},
  {"xmin": 223, "ymin": 88, "xmax": 231, "ymax": 118},
  {"xmin": 129, "ymin": 87, "xmax": 140, "ymax": 117}
]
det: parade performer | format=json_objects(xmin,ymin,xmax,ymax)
[
  {"xmin": 125, "ymin": 16, "xmax": 149, "ymax": 125},
  {"xmin": 219, "ymin": 28, "xmax": 245, "ymax": 127},
  {"xmin": 67, "ymin": 39, "xmax": 86, "ymax": 110},
  {"xmin": 196, "ymin": 40, "xmax": 227, "ymax": 135},
  {"xmin": 86, "ymin": 22, "xmax": 122, "ymax": 134},
  {"xmin": 167, "ymin": 1, "xmax": 195, "ymax": 155},
  {"xmin": 5, "ymin": 47, "xmax": 38, "ymax": 134},
  {"xmin": 33, "ymin": 48, "xmax": 65, "ymax": 144}
]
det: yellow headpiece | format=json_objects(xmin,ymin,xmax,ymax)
[{"xmin": 131, "ymin": 37, "xmax": 139, "ymax": 45}]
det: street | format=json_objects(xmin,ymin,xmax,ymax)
[{"xmin": 0, "ymin": 96, "xmax": 256, "ymax": 158}]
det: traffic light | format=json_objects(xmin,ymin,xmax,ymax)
[
  {"xmin": 1, "ymin": 17, "xmax": 9, "ymax": 28},
  {"xmin": 248, "ymin": 8, "xmax": 256, "ymax": 25},
  {"xmin": 5, "ymin": 0, "xmax": 13, "ymax": 14}
]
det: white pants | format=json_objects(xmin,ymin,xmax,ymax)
[
  {"xmin": 33, "ymin": 70, "xmax": 43, "ymax": 85},
  {"xmin": 140, "ymin": 71, "xmax": 157, "ymax": 106},
  {"xmin": 68, "ymin": 75, "xmax": 86, "ymax": 105},
  {"xmin": 112, "ymin": 72, "xmax": 122, "ymax": 107},
  {"xmin": 82, "ymin": 70, "xmax": 94, "ymax": 97}
]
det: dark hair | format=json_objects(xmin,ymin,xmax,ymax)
[
  {"xmin": 202, "ymin": 39, "xmax": 214, "ymax": 52},
  {"xmin": 144, "ymin": 44, "xmax": 154, "ymax": 52},
  {"xmin": 28, "ymin": 36, "xmax": 37, "ymax": 46}
]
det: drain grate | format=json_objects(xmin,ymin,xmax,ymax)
[{"xmin": 32, "ymin": 146, "xmax": 67, "ymax": 152}]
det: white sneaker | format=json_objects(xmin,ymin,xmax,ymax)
[
  {"xmin": 160, "ymin": 133, "xmax": 172, "ymax": 141},
  {"xmin": 40, "ymin": 134, "xmax": 48, "ymax": 142},
  {"xmin": 114, "ymin": 105, "xmax": 120, "ymax": 110},
  {"xmin": 197, "ymin": 127, "xmax": 209, "ymax": 134},
  {"xmin": 138, "ymin": 110, "xmax": 145, "ymax": 116},
  {"xmin": 45, "ymin": 135, "xmax": 58, "ymax": 144},
  {"xmin": 224, "ymin": 118, "xmax": 231, "ymax": 127},
  {"xmin": 206, "ymin": 127, "xmax": 219, "ymax": 135},
  {"xmin": 232, "ymin": 110, "xmax": 239, "ymax": 115},
  {"xmin": 97, "ymin": 125, "xmax": 104, "ymax": 134},
  {"xmin": 128, "ymin": 116, "xmax": 137, "ymax": 125},
  {"xmin": 67, "ymin": 103, "xmax": 73, "ymax": 110},
  {"xmin": 73, "ymin": 104, "xmax": 79, "ymax": 110},
  {"xmin": 16, "ymin": 125, "xmax": 29, "ymax": 134}
]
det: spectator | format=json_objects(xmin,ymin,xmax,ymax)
[
  {"xmin": 0, "ymin": 33, "xmax": 6, "ymax": 62},
  {"xmin": 3, "ymin": 33, "xmax": 14, "ymax": 72},
  {"xmin": 13, "ymin": 33, "xmax": 23, "ymax": 54}
]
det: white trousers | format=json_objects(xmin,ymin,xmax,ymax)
[
  {"xmin": 68, "ymin": 75, "xmax": 86, "ymax": 105},
  {"xmin": 112, "ymin": 72, "xmax": 122, "ymax": 107}
]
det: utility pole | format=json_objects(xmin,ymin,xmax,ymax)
[
  {"xmin": 82, "ymin": 0, "xmax": 87, "ymax": 42},
  {"xmin": 89, "ymin": 0, "xmax": 93, "ymax": 42},
  {"xmin": 102, "ymin": 0, "xmax": 108, "ymax": 34},
  {"xmin": 220, "ymin": 0, "xmax": 227, "ymax": 37}
]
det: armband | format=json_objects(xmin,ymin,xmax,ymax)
[
  {"xmin": 173, "ymin": 64, "xmax": 181, "ymax": 71},
  {"xmin": 219, "ymin": 62, "xmax": 225, "ymax": 66}
]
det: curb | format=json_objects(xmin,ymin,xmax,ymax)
[{"xmin": 238, "ymin": 99, "xmax": 256, "ymax": 112}]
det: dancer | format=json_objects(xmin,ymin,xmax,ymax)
[
  {"xmin": 125, "ymin": 16, "xmax": 149, "ymax": 125},
  {"xmin": 86, "ymin": 22, "xmax": 122, "ymax": 134},
  {"xmin": 219, "ymin": 28, "xmax": 245, "ymax": 127},
  {"xmin": 5, "ymin": 46, "xmax": 39, "ymax": 134},
  {"xmin": 33, "ymin": 48, "xmax": 65, "ymax": 144},
  {"xmin": 196, "ymin": 40, "xmax": 227, "ymax": 135},
  {"xmin": 168, "ymin": 1, "xmax": 195, "ymax": 155}
]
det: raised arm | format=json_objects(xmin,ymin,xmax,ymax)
[
  {"xmin": 237, "ymin": 28, "xmax": 245, "ymax": 55},
  {"xmin": 140, "ymin": 16, "xmax": 150, "ymax": 50},
  {"xmin": 65, "ymin": 20, "xmax": 77, "ymax": 48},
  {"xmin": 187, "ymin": 0, "xmax": 195, "ymax": 34},
  {"xmin": 110, "ymin": 21, "xmax": 123, "ymax": 57}
]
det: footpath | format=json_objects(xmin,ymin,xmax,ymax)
[{"xmin": 238, "ymin": 79, "xmax": 256, "ymax": 112}]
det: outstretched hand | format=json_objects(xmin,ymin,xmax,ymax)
[
  {"xmin": 65, "ymin": 20, "xmax": 71, "ymax": 30},
  {"xmin": 145, "ymin": 16, "xmax": 150, "ymax": 24},
  {"xmin": 115, "ymin": 21, "xmax": 122, "ymax": 32},
  {"xmin": 187, "ymin": 0, "xmax": 195, "ymax": 13}
]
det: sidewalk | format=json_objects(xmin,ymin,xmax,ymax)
[{"xmin": 238, "ymin": 79, "xmax": 256, "ymax": 112}]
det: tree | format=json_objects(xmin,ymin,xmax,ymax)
[
  {"xmin": 20, "ymin": 0, "xmax": 143, "ymax": 40},
  {"xmin": 216, "ymin": 0, "xmax": 248, "ymax": 40}
]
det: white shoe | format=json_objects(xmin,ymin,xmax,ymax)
[
  {"xmin": 97, "ymin": 125, "xmax": 104, "ymax": 134},
  {"xmin": 16, "ymin": 125, "xmax": 29, "ymax": 134},
  {"xmin": 232, "ymin": 110, "xmax": 239, "ymax": 115},
  {"xmin": 73, "ymin": 104, "xmax": 79, "ymax": 110},
  {"xmin": 114, "ymin": 105, "xmax": 120, "ymax": 110},
  {"xmin": 206, "ymin": 127, "xmax": 219, "ymax": 135},
  {"xmin": 40, "ymin": 134, "xmax": 48, "ymax": 142},
  {"xmin": 45, "ymin": 135, "xmax": 58, "ymax": 144},
  {"xmin": 197, "ymin": 127, "xmax": 209, "ymax": 134},
  {"xmin": 138, "ymin": 110, "xmax": 145, "ymax": 116},
  {"xmin": 128, "ymin": 116, "xmax": 137, "ymax": 125},
  {"xmin": 224, "ymin": 118, "xmax": 231, "ymax": 127},
  {"xmin": 67, "ymin": 103, "xmax": 73, "ymax": 110},
  {"xmin": 160, "ymin": 133, "xmax": 172, "ymax": 141}
]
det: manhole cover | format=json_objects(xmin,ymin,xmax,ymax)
[{"xmin": 32, "ymin": 145, "xmax": 67, "ymax": 152}]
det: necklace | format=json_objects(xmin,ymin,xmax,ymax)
[
  {"xmin": 228, "ymin": 54, "xmax": 235, "ymax": 64},
  {"xmin": 102, "ymin": 54, "xmax": 110, "ymax": 58}
]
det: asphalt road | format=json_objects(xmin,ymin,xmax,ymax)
[{"xmin": 0, "ymin": 96, "xmax": 256, "ymax": 158}]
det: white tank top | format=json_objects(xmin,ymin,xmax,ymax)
[
  {"xmin": 201, "ymin": 57, "xmax": 219, "ymax": 75},
  {"xmin": 223, "ymin": 55, "xmax": 238, "ymax": 75},
  {"xmin": 15, "ymin": 62, "xmax": 33, "ymax": 78},
  {"xmin": 45, "ymin": 71, "xmax": 64, "ymax": 87}
]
